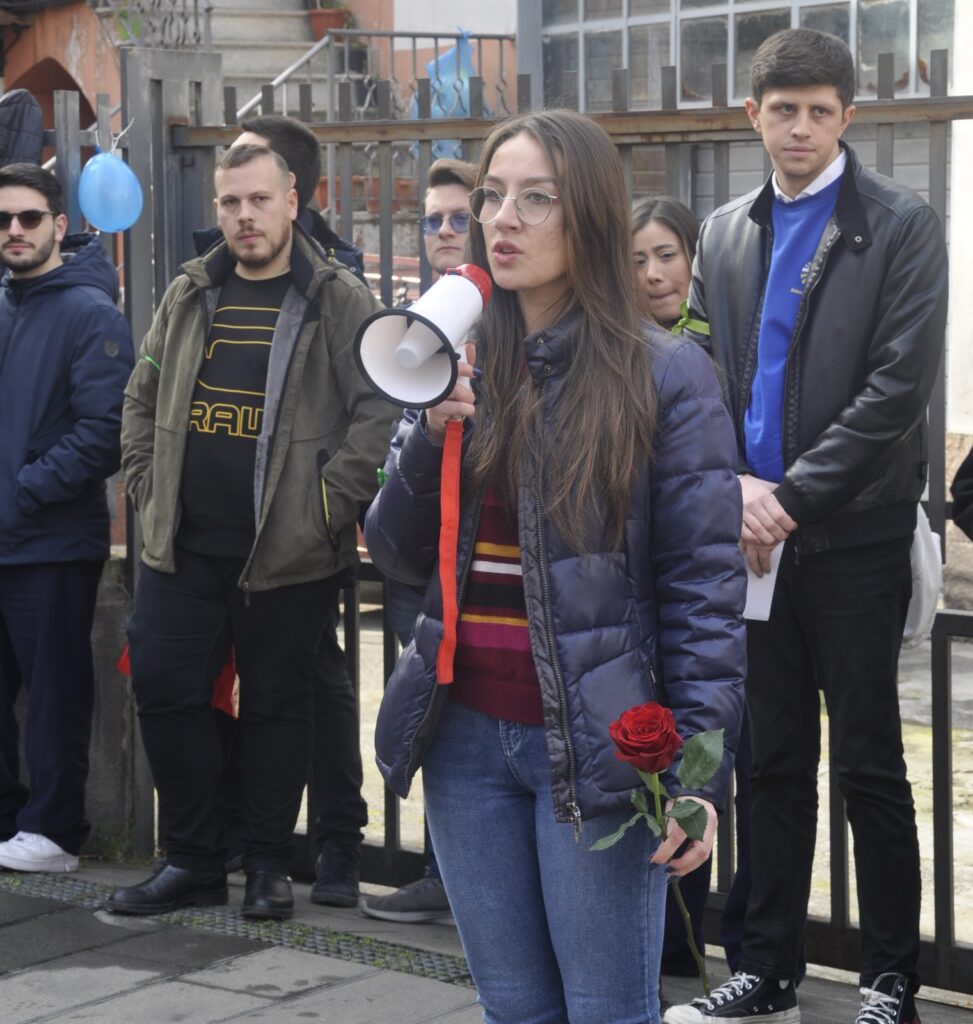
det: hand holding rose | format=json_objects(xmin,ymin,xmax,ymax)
[{"xmin": 592, "ymin": 701, "xmax": 724, "ymax": 996}]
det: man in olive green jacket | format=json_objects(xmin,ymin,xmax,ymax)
[{"xmin": 108, "ymin": 144, "xmax": 398, "ymax": 921}]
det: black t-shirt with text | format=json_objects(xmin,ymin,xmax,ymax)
[{"xmin": 177, "ymin": 271, "xmax": 291, "ymax": 558}]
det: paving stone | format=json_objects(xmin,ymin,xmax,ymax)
[
  {"xmin": 228, "ymin": 969, "xmax": 477, "ymax": 1022},
  {"xmin": 52, "ymin": 978, "xmax": 271, "ymax": 1022},
  {"xmin": 427, "ymin": 1005, "xmax": 484, "ymax": 1022},
  {"xmin": 0, "ymin": 891, "xmax": 62, "ymax": 925},
  {"xmin": 106, "ymin": 923, "xmax": 269, "ymax": 969},
  {"xmin": 0, "ymin": 906, "xmax": 128, "ymax": 973},
  {"xmin": 183, "ymin": 946, "xmax": 373, "ymax": 999},
  {"xmin": 0, "ymin": 949, "xmax": 161, "ymax": 1023}
]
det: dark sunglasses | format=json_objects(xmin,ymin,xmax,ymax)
[
  {"xmin": 418, "ymin": 211, "xmax": 471, "ymax": 236},
  {"xmin": 0, "ymin": 209, "xmax": 53, "ymax": 230}
]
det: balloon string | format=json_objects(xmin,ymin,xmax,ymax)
[
  {"xmin": 436, "ymin": 420, "xmax": 463, "ymax": 684},
  {"xmin": 109, "ymin": 119, "xmax": 136, "ymax": 156}
]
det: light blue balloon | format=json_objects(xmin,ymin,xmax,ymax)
[{"xmin": 78, "ymin": 150, "xmax": 143, "ymax": 232}]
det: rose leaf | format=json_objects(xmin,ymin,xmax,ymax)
[{"xmin": 676, "ymin": 729, "xmax": 724, "ymax": 790}]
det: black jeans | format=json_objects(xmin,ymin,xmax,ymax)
[
  {"xmin": 310, "ymin": 595, "xmax": 368, "ymax": 847},
  {"xmin": 216, "ymin": 591, "xmax": 368, "ymax": 854},
  {"xmin": 739, "ymin": 535, "xmax": 921, "ymax": 992},
  {"xmin": 0, "ymin": 561, "xmax": 102, "ymax": 855},
  {"xmin": 128, "ymin": 550, "xmax": 337, "ymax": 873}
]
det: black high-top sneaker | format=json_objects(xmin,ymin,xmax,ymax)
[
  {"xmin": 663, "ymin": 972, "xmax": 800, "ymax": 1023},
  {"xmin": 854, "ymin": 973, "xmax": 921, "ymax": 1024}
]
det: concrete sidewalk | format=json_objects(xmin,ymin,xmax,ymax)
[
  {"xmin": 0, "ymin": 862, "xmax": 479, "ymax": 1023},
  {"xmin": 2, "ymin": 861, "xmax": 971, "ymax": 1023}
]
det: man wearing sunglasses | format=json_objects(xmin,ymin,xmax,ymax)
[
  {"xmin": 420, "ymin": 158, "xmax": 476, "ymax": 277},
  {"xmin": 0, "ymin": 163, "xmax": 134, "ymax": 873}
]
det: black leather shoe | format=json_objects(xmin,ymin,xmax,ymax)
[
  {"xmin": 106, "ymin": 863, "xmax": 227, "ymax": 915},
  {"xmin": 311, "ymin": 839, "xmax": 361, "ymax": 907},
  {"xmin": 242, "ymin": 870, "xmax": 293, "ymax": 920}
]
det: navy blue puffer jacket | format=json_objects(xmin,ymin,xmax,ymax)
[
  {"xmin": 365, "ymin": 314, "xmax": 747, "ymax": 825},
  {"xmin": 0, "ymin": 233, "xmax": 134, "ymax": 563}
]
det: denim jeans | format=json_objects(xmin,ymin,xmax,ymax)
[
  {"xmin": 423, "ymin": 699, "xmax": 667, "ymax": 1024},
  {"xmin": 739, "ymin": 535, "xmax": 920, "ymax": 992}
]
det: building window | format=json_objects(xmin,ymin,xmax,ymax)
[
  {"xmin": 735, "ymin": 9, "xmax": 791, "ymax": 98},
  {"xmin": 537, "ymin": 0, "xmax": 955, "ymax": 110}
]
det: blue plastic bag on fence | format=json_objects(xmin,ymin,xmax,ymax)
[{"xmin": 411, "ymin": 31, "xmax": 481, "ymax": 160}]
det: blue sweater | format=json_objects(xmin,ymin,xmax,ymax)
[
  {"xmin": 744, "ymin": 178, "xmax": 840, "ymax": 481},
  {"xmin": 0, "ymin": 234, "xmax": 134, "ymax": 563}
]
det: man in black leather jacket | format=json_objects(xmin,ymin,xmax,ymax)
[{"xmin": 665, "ymin": 29, "xmax": 947, "ymax": 1024}]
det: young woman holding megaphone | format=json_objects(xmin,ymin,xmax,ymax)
[{"xmin": 364, "ymin": 110, "xmax": 747, "ymax": 1024}]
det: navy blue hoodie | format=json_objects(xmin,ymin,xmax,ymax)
[{"xmin": 0, "ymin": 233, "xmax": 134, "ymax": 563}]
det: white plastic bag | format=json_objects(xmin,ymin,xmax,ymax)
[{"xmin": 902, "ymin": 505, "xmax": 942, "ymax": 649}]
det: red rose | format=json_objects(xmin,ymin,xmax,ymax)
[{"xmin": 609, "ymin": 702, "xmax": 683, "ymax": 774}]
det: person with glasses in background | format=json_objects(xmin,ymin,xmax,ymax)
[
  {"xmin": 365, "ymin": 111, "xmax": 746, "ymax": 1024},
  {"xmin": 0, "ymin": 164, "xmax": 134, "ymax": 873},
  {"xmin": 361, "ymin": 157, "xmax": 476, "ymax": 927}
]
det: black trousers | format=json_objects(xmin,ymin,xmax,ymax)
[
  {"xmin": 216, "ymin": 590, "xmax": 368, "ymax": 854},
  {"xmin": 0, "ymin": 561, "xmax": 102, "ymax": 855},
  {"xmin": 738, "ymin": 535, "xmax": 921, "ymax": 992},
  {"xmin": 128, "ymin": 549, "xmax": 338, "ymax": 873}
]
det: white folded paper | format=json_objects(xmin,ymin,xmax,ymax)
[{"xmin": 743, "ymin": 543, "xmax": 784, "ymax": 621}]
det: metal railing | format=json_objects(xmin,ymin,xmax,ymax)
[
  {"xmin": 234, "ymin": 28, "xmax": 516, "ymax": 123},
  {"xmin": 92, "ymin": 0, "xmax": 212, "ymax": 49},
  {"xmin": 232, "ymin": 28, "xmax": 515, "ymax": 233}
]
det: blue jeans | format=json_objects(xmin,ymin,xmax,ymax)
[{"xmin": 423, "ymin": 700, "xmax": 666, "ymax": 1024}]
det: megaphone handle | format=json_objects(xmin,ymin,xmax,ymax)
[{"xmin": 435, "ymin": 418, "xmax": 464, "ymax": 685}]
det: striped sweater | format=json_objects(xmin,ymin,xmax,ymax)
[{"xmin": 450, "ymin": 487, "xmax": 543, "ymax": 725}]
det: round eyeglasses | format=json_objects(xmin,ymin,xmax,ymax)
[
  {"xmin": 418, "ymin": 211, "xmax": 471, "ymax": 236},
  {"xmin": 468, "ymin": 187, "xmax": 560, "ymax": 226}
]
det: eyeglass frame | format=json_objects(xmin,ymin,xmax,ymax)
[
  {"xmin": 0, "ymin": 209, "xmax": 55, "ymax": 231},
  {"xmin": 467, "ymin": 186, "xmax": 561, "ymax": 226},
  {"xmin": 418, "ymin": 211, "xmax": 472, "ymax": 236}
]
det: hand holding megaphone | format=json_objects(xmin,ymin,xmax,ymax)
[
  {"xmin": 354, "ymin": 264, "xmax": 491, "ymax": 411},
  {"xmin": 425, "ymin": 341, "xmax": 476, "ymax": 445}
]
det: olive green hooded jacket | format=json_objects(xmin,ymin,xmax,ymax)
[{"xmin": 121, "ymin": 224, "xmax": 399, "ymax": 592}]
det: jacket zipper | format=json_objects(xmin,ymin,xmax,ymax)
[
  {"xmin": 737, "ymin": 229, "xmax": 774, "ymax": 441},
  {"xmin": 780, "ymin": 220, "xmax": 840, "ymax": 569},
  {"xmin": 531, "ymin": 416, "xmax": 582, "ymax": 839},
  {"xmin": 781, "ymin": 222, "xmax": 840, "ymax": 467},
  {"xmin": 403, "ymin": 495, "xmax": 482, "ymax": 785}
]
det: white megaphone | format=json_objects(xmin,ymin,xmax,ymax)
[{"xmin": 354, "ymin": 263, "xmax": 492, "ymax": 409}]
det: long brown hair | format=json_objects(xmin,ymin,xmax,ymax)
[{"xmin": 467, "ymin": 110, "xmax": 656, "ymax": 551}]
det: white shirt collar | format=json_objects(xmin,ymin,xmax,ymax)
[{"xmin": 773, "ymin": 149, "xmax": 846, "ymax": 204}]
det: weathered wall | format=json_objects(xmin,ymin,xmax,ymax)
[{"xmin": 1, "ymin": 1, "xmax": 121, "ymax": 148}]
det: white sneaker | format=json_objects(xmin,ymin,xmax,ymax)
[{"xmin": 0, "ymin": 831, "xmax": 79, "ymax": 872}]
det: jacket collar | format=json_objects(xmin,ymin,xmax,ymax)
[
  {"xmin": 180, "ymin": 219, "xmax": 331, "ymax": 296},
  {"xmin": 523, "ymin": 308, "xmax": 583, "ymax": 385},
  {"xmin": 748, "ymin": 141, "xmax": 871, "ymax": 253}
]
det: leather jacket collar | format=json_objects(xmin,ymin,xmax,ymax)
[{"xmin": 748, "ymin": 141, "xmax": 871, "ymax": 253}]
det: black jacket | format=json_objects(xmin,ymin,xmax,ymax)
[
  {"xmin": 0, "ymin": 234, "xmax": 134, "ymax": 563},
  {"xmin": 951, "ymin": 447, "xmax": 973, "ymax": 541},
  {"xmin": 687, "ymin": 143, "xmax": 948, "ymax": 554},
  {"xmin": 0, "ymin": 89, "xmax": 44, "ymax": 167},
  {"xmin": 192, "ymin": 206, "xmax": 364, "ymax": 277}
]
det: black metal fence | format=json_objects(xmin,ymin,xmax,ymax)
[{"xmin": 44, "ymin": 41, "xmax": 973, "ymax": 991}]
